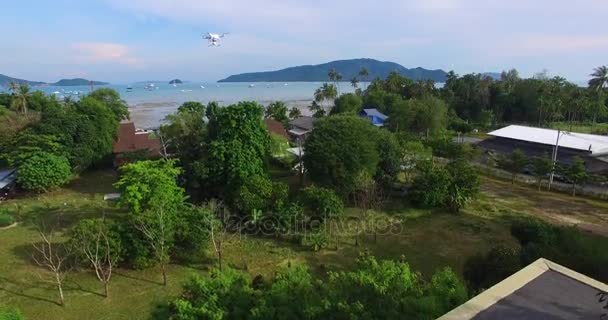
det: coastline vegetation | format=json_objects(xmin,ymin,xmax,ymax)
[{"xmin": 0, "ymin": 64, "xmax": 607, "ymax": 319}]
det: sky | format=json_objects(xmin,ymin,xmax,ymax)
[{"xmin": 1, "ymin": 0, "xmax": 607, "ymax": 83}]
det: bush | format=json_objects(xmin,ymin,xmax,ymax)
[
  {"xmin": 0, "ymin": 305, "xmax": 24, "ymax": 320},
  {"xmin": 16, "ymin": 151, "xmax": 71, "ymax": 192},
  {"xmin": 0, "ymin": 213, "xmax": 15, "ymax": 227},
  {"xmin": 300, "ymin": 186, "xmax": 344, "ymax": 221},
  {"xmin": 463, "ymin": 246, "xmax": 522, "ymax": 292},
  {"xmin": 301, "ymin": 231, "xmax": 329, "ymax": 251},
  {"xmin": 510, "ymin": 217, "xmax": 556, "ymax": 246},
  {"xmin": 409, "ymin": 161, "xmax": 450, "ymax": 208}
]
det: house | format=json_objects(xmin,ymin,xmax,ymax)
[
  {"xmin": 288, "ymin": 116, "xmax": 316, "ymax": 141},
  {"xmin": 264, "ymin": 118, "xmax": 290, "ymax": 140},
  {"xmin": 439, "ymin": 258, "xmax": 608, "ymax": 319},
  {"xmin": 112, "ymin": 121, "xmax": 162, "ymax": 166},
  {"xmin": 0, "ymin": 168, "xmax": 16, "ymax": 200},
  {"xmin": 359, "ymin": 108, "xmax": 388, "ymax": 127},
  {"xmin": 477, "ymin": 125, "xmax": 608, "ymax": 174}
]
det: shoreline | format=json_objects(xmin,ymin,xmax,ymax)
[{"xmin": 128, "ymin": 99, "xmax": 314, "ymax": 128}]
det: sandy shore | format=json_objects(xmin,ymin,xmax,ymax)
[{"xmin": 128, "ymin": 99, "xmax": 314, "ymax": 128}]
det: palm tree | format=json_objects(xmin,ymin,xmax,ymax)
[
  {"xmin": 314, "ymin": 83, "xmax": 338, "ymax": 113},
  {"xmin": 358, "ymin": 67, "xmax": 369, "ymax": 89},
  {"xmin": 588, "ymin": 66, "xmax": 608, "ymax": 127},
  {"xmin": 8, "ymin": 81, "xmax": 30, "ymax": 114},
  {"xmin": 350, "ymin": 77, "xmax": 359, "ymax": 89},
  {"xmin": 328, "ymin": 68, "xmax": 342, "ymax": 95}
]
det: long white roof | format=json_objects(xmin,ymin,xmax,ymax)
[{"xmin": 488, "ymin": 125, "xmax": 608, "ymax": 156}]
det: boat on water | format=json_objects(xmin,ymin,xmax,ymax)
[
  {"xmin": 200, "ymin": 85, "xmax": 205, "ymax": 89},
  {"xmin": 284, "ymin": 83, "xmax": 289, "ymax": 86},
  {"xmin": 180, "ymin": 89, "xmax": 193, "ymax": 92},
  {"xmin": 52, "ymin": 91, "xmax": 61, "ymax": 95},
  {"xmin": 126, "ymin": 86, "xmax": 133, "ymax": 92},
  {"xmin": 248, "ymin": 84, "xmax": 255, "ymax": 88}
]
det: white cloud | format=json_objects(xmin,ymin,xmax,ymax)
[{"xmin": 72, "ymin": 42, "xmax": 142, "ymax": 66}]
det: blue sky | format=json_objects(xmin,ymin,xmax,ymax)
[{"xmin": 1, "ymin": 0, "xmax": 607, "ymax": 83}]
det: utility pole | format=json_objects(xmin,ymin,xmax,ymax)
[{"xmin": 548, "ymin": 129, "xmax": 564, "ymax": 190}]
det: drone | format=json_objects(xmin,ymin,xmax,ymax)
[{"xmin": 204, "ymin": 32, "xmax": 228, "ymax": 47}]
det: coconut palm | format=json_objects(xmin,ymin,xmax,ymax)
[
  {"xmin": 588, "ymin": 66, "xmax": 608, "ymax": 127},
  {"xmin": 589, "ymin": 65, "xmax": 608, "ymax": 90},
  {"xmin": 8, "ymin": 81, "xmax": 30, "ymax": 114},
  {"xmin": 358, "ymin": 67, "xmax": 369, "ymax": 89},
  {"xmin": 314, "ymin": 83, "xmax": 338, "ymax": 114},
  {"xmin": 350, "ymin": 77, "xmax": 359, "ymax": 89}
]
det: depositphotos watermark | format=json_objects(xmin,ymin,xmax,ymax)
[{"xmin": 214, "ymin": 214, "xmax": 406, "ymax": 238}]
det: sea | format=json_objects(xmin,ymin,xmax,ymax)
[{"xmin": 3, "ymin": 82, "xmax": 365, "ymax": 128}]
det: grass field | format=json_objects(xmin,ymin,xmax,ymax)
[
  {"xmin": 1, "ymin": 170, "xmax": 607, "ymax": 319},
  {"xmin": 549, "ymin": 121, "xmax": 608, "ymax": 134}
]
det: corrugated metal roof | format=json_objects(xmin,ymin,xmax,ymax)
[
  {"xmin": 361, "ymin": 108, "xmax": 388, "ymax": 120},
  {"xmin": 488, "ymin": 125, "xmax": 608, "ymax": 155}
]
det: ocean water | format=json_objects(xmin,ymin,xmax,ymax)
[{"xmin": 6, "ymin": 82, "xmax": 363, "ymax": 128}]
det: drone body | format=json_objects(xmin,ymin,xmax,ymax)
[{"xmin": 204, "ymin": 32, "xmax": 228, "ymax": 47}]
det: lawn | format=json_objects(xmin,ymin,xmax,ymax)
[{"xmin": 1, "ymin": 170, "xmax": 607, "ymax": 319}]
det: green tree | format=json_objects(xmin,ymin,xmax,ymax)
[
  {"xmin": 16, "ymin": 151, "xmax": 71, "ymax": 192},
  {"xmin": 386, "ymin": 96, "xmax": 448, "ymax": 136},
  {"xmin": 313, "ymin": 83, "xmax": 337, "ymax": 112},
  {"xmin": 251, "ymin": 265, "xmax": 323, "ymax": 319},
  {"xmin": 446, "ymin": 159, "xmax": 480, "ymax": 213},
  {"xmin": 359, "ymin": 67, "xmax": 369, "ymax": 89},
  {"xmin": 409, "ymin": 160, "xmax": 451, "ymax": 208},
  {"xmin": 531, "ymin": 153, "xmax": 552, "ymax": 191},
  {"xmin": 8, "ymin": 81, "xmax": 29, "ymax": 114},
  {"xmin": 303, "ymin": 115, "xmax": 380, "ymax": 196},
  {"xmin": 565, "ymin": 157, "xmax": 588, "ymax": 196},
  {"xmin": 324, "ymin": 255, "xmax": 467, "ymax": 319},
  {"xmin": 171, "ymin": 268, "xmax": 256, "ymax": 320},
  {"xmin": 160, "ymin": 103, "xmax": 207, "ymax": 189},
  {"xmin": 207, "ymin": 102, "xmax": 271, "ymax": 202},
  {"xmin": 114, "ymin": 159, "xmax": 185, "ymax": 214},
  {"xmin": 178, "ymin": 101, "xmax": 205, "ymax": 113},
  {"xmin": 265, "ymin": 101, "xmax": 289, "ymax": 126},
  {"xmin": 498, "ymin": 149, "xmax": 528, "ymax": 184},
  {"xmin": 288, "ymin": 107, "xmax": 301, "ymax": 120},
  {"xmin": 350, "ymin": 76, "xmax": 359, "ymax": 89},
  {"xmin": 114, "ymin": 160, "xmax": 185, "ymax": 285},
  {"xmin": 300, "ymin": 186, "xmax": 344, "ymax": 221},
  {"xmin": 331, "ymin": 93, "xmax": 363, "ymax": 115},
  {"xmin": 87, "ymin": 88, "xmax": 129, "ymax": 121},
  {"xmin": 70, "ymin": 219, "xmax": 122, "ymax": 297},
  {"xmin": 33, "ymin": 95, "xmax": 119, "ymax": 172},
  {"xmin": 588, "ymin": 66, "xmax": 608, "ymax": 126}
]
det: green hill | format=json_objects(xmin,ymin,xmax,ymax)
[
  {"xmin": 52, "ymin": 78, "xmax": 108, "ymax": 86},
  {"xmin": 0, "ymin": 73, "xmax": 45, "ymax": 87},
  {"xmin": 218, "ymin": 58, "xmax": 448, "ymax": 83}
]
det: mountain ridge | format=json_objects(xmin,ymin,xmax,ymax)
[
  {"xmin": 0, "ymin": 74, "xmax": 108, "ymax": 87},
  {"xmin": 218, "ymin": 58, "xmax": 448, "ymax": 83}
]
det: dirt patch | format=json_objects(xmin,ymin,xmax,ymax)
[{"xmin": 481, "ymin": 177, "xmax": 608, "ymax": 237}]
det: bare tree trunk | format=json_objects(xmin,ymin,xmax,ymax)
[
  {"xmin": 218, "ymin": 249, "xmax": 223, "ymax": 272},
  {"xmin": 104, "ymin": 281, "xmax": 109, "ymax": 298},
  {"xmin": 56, "ymin": 273, "xmax": 65, "ymax": 306},
  {"xmin": 572, "ymin": 184, "xmax": 576, "ymax": 197},
  {"xmin": 161, "ymin": 262, "xmax": 167, "ymax": 286}
]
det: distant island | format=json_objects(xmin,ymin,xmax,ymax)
[
  {"xmin": 169, "ymin": 79, "xmax": 183, "ymax": 84},
  {"xmin": 52, "ymin": 78, "xmax": 109, "ymax": 86},
  {"xmin": 0, "ymin": 73, "xmax": 108, "ymax": 87},
  {"xmin": 218, "ymin": 58, "xmax": 448, "ymax": 83}
]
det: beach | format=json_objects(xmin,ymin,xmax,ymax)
[{"xmin": 14, "ymin": 81, "xmax": 360, "ymax": 128}]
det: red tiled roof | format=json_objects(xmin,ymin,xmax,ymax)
[
  {"xmin": 264, "ymin": 118, "xmax": 289, "ymax": 140},
  {"xmin": 113, "ymin": 121, "xmax": 161, "ymax": 155}
]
